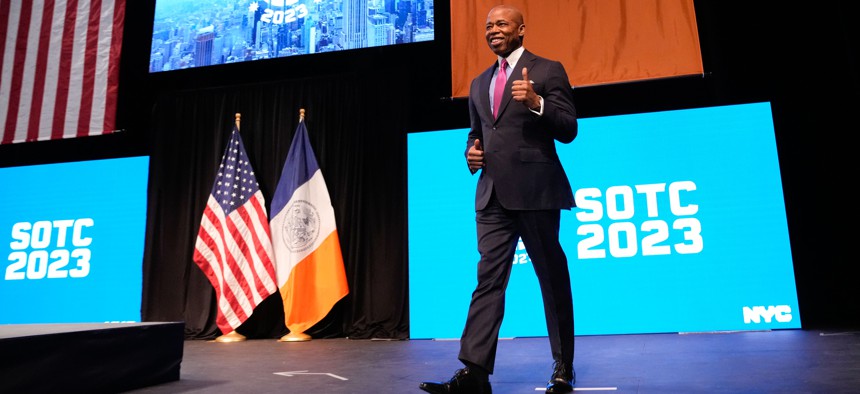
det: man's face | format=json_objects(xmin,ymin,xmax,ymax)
[{"xmin": 485, "ymin": 7, "xmax": 524, "ymax": 57}]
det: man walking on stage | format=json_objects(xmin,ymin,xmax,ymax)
[{"xmin": 419, "ymin": 4, "xmax": 579, "ymax": 394}]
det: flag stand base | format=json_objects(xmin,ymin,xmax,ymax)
[
  {"xmin": 214, "ymin": 331, "xmax": 247, "ymax": 343},
  {"xmin": 279, "ymin": 331, "xmax": 311, "ymax": 342}
]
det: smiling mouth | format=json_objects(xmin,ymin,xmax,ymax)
[{"xmin": 489, "ymin": 37, "xmax": 503, "ymax": 45}]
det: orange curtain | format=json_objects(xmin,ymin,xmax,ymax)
[{"xmin": 450, "ymin": 0, "xmax": 704, "ymax": 97}]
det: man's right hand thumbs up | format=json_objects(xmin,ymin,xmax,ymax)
[{"xmin": 468, "ymin": 139, "xmax": 485, "ymax": 171}]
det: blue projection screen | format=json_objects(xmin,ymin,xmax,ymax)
[
  {"xmin": 0, "ymin": 156, "xmax": 150, "ymax": 324},
  {"xmin": 408, "ymin": 102, "xmax": 799, "ymax": 339}
]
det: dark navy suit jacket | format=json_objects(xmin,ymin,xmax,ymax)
[{"xmin": 467, "ymin": 49, "xmax": 578, "ymax": 211}]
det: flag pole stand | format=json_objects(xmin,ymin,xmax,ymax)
[
  {"xmin": 279, "ymin": 331, "xmax": 311, "ymax": 342},
  {"xmin": 215, "ymin": 331, "xmax": 247, "ymax": 343}
]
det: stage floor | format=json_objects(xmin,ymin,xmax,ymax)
[{"xmin": 127, "ymin": 329, "xmax": 860, "ymax": 394}]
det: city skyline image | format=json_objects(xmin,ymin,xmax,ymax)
[{"xmin": 150, "ymin": 0, "xmax": 434, "ymax": 72}]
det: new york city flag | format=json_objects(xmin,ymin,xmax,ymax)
[{"xmin": 270, "ymin": 120, "xmax": 348, "ymax": 335}]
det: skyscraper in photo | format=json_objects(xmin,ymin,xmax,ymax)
[
  {"xmin": 195, "ymin": 26, "xmax": 214, "ymax": 67},
  {"xmin": 342, "ymin": 0, "xmax": 368, "ymax": 49}
]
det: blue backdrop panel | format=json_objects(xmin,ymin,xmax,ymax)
[
  {"xmin": 0, "ymin": 156, "xmax": 150, "ymax": 324},
  {"xmin": 408, "ymin": 102, "xmax": 798, "ymax": 339}
]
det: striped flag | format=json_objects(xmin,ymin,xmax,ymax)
[
  {"xmin": 193, "ymin": 125, "xmax": 278, "ymax": 334},
  {"xmin": 271, "ymin": 120, "xmax": 348, "ymax": 335},
  {"xmin": 0, "ymin": 0, "xmax": 125, "ymax": 145}
]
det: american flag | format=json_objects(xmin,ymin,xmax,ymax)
[
  {"xmin": 0, "ymin": 0, "xmax": 125, "ymax": 144},
  {"xmin": 193, "ymin": 125, "xmax": 278, "ymax": 334}
]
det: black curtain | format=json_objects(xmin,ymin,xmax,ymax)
[{"xmin": 142, "ymin": 72, "xmax": 411, "ymax": 339}]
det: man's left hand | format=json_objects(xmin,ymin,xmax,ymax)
[{"xmin": 511, "ymin": 67, "xmax": 540, "ymax": 110}]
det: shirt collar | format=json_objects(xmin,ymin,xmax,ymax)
[{"xmin": 499, "ymin": 46, "xmax": 526, "ymax": 69}]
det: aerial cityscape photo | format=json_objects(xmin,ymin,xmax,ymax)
[{"xmin": 150, "ymin": 0, "xmax": 435, "ymax": 73}]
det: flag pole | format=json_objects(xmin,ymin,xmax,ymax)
[
  {"xmin": 214, "ymin": 112, "xmax": 248, "ymax": 344},
  {"xmin": 278, "ymin": 107, "xmax": 313, "ymax": 343}
]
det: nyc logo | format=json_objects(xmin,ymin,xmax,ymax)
[{"xmin": 742, "ymin": 305, "xmax": 793, "ymax": 324}]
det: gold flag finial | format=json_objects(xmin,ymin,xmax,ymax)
[{"xmin": 235, "ymin": 113, "xmax": 241, "ymax": 131}]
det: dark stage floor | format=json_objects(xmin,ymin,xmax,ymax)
[{"xmin": 127, "ymin": 329, "xmax": 860, "ymax": 394}]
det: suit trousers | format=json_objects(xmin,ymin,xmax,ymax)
[{"xmin": 458, "ymin": 191, "xmax": 575, "ymax": 374}]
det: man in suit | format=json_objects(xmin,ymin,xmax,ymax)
[{"xmin": 419, "ymin": 5, "xmax": 578, "ymax": 394}]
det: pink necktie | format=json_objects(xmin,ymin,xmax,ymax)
[{"xmin": 493, "ymin": 59, "xmax": 508, "ymax": 119}]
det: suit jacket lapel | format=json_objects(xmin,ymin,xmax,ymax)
[
  {"xmin": 495, "ymin": 50, "xmax": 537, "ymax": 122},
  {"xmin": 477, "ymin": 65, "xmax": 494, "ymax": 122}
]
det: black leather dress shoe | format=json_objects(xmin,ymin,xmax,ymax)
[
  {"xmin": 419, "ymin": 367, "xmax": 492, "ymax": 394},
  {"xmin": 545, "ymin": 360, "xmax": 575, "ymax": 393}
]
